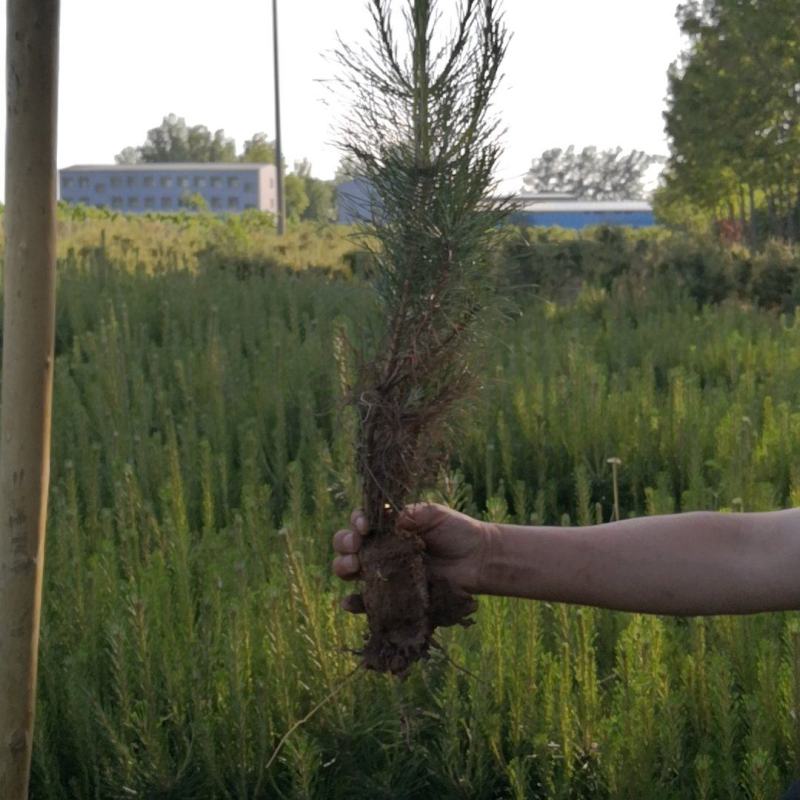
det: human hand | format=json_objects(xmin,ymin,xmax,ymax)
[{"xmin": 332, "ymin": 502, "xmax": 491, "ymax": 613}]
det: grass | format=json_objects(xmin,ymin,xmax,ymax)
[{"xmin": 17, "ymin": 237, "xmax": 800, "ymax": 798}]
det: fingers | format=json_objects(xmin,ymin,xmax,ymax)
[
  {"xmin": 350, "ymin": 509, "xmax": 368, "ymax": 536},
  {"xmin": 332, "ymin": 528, "xmax": 362, "ymax": 555},
  {"xmin": 340, "ymin": 593, "xmax": 366, "ymax": 614},
  {"xmin": 333, "ymin": 554, "xmax": 361, "ymax": 581},
  {"xmin": 332, "ymin": 510, "xmax": 367, "ymax": 585}
]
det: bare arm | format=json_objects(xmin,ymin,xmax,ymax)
[
  {"xmin": 333, "ymin": 505, "xmax": 800, "ymax": 616},
  {"xmin": 483, "ymin": 510, "xmax": 800, "ymax": 615}
]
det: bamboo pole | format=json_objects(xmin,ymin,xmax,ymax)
[
  {"xmin": 0, "ymin": 1, "xmax": 60, "ymax": 796},
  {"xmin": 272, "ymin": 0, "xmax": 286, "ymax": 235}
]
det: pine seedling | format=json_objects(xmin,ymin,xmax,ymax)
[{"xmin": 335, "ymin": 0, "xmax": 512, "ymax": 674}]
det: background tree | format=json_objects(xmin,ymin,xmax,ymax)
[
  {"xmin": 179, "ymin": 192, "xmax": 209, "ymax": 212},
  {"xmin": 660, "ymin": 0, "xmax": 800, "ymax": 243},
  {"xmin": 239, "ymin": 132, "xmax": 277, "ymax": 164},
  {"xmin": 284, "ymin": 172, "xmax": 310, "ymax": 222},
  {"xmin": 115, "ymin": 114, "xmax": 237, "ymax": 163},
  {"xmin": 334, "ymin": 154, "xmax": 359, "ymax": 184},
  {"xmin": 522, "ymin": 146, "xmax": 661, "ymax": 200},
  {"xmin": 115, "ymin": 145, "xmax": 140, "ymax": 165},
  {"xmin": 302, "ymin": 178, "xmax": 335, "ymax": 222},
  {"xmin": 291, "ymin": 159, "xmax": 335, "ymax": 222}
]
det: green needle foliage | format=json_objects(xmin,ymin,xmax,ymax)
[{"xmin": 336, "ymin": 0, "xmax": 512, "ymax": 523}]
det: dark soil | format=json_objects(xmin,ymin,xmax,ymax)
[{"xmin": 359, "ymin": 523, "xmax": 478, "ymax": 676}]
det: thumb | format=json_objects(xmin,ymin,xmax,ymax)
[{"xmin": 396, "ymin": 502, "xmax": 445, "ymax": 534}]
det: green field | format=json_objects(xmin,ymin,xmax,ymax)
[{"xmin": 24, "ymin": 232, "xmax": 800, "ymax": 798}]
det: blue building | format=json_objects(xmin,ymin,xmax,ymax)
[
  {"xmin": 511, "ymin": 198, "xmax": 654, "ymax": 229},
  {"xmin": 59, "ymin": 163, "xmax": 278, "ymax": 214},
  {"xmin": 335, "ymin": 179, "xmax": 376, "ymax": 225},
  {"xmin": 336, "ymin": 180, "xmax": 655, "ymax": 229}
]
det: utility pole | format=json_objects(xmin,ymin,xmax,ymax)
[
  {"xmin": 0, "ymin": 0, "xmax": 60, "ymax": 797},
  {"xmin": 273, "ymin": 0, "xmax": 286, "ymax": 235}
]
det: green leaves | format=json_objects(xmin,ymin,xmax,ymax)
[{"xmin": 662, "ymin": 0, "xmax": 800, "ymax": 242}]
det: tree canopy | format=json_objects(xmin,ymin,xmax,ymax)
[
  {"xmin": 522, "ymin": 146, "xmax": 660, "ymax": 200},
  {"xmin": 290, "ymin": 159, "xmax": 335, "ymax": 223},
  {"xmin": 115, "ymin": 115, "xmax": 277, "ymax": 167},
  {"xmin": 333, "ymin": 154, "xmax": 359, "ymax": 185},
  {"xmin": 239, "ymin": 132, "xmax": 277, "ymax": 164},
  {"xmin": 115, "ymin": 114, "xmax": 237, "ymax": 164},
  {"xmin": 659, "ymin": 0, "xmax": 800, "ymax": 242}
]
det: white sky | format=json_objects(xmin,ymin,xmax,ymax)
[{"xmin": 0, "ymin": 0, "xmax": 686, "ymax": 197}]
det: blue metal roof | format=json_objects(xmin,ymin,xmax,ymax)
[{"xmin": 335, "ymin": 181, "xmax": 656, "ymax": 228}]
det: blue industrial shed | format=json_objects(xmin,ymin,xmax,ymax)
[
  {"xmin": 336, "ymin": 179, "xmax": 376, "ymax": 225},
  {"xmin": 510, "ymin": 200, "xmax": 654, "ymax": 229},
  {"xmin": 336, "ymin": 180, "xmax": 655, "ymax": 229}
]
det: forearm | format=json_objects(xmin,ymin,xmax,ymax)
[{"xmin": 481, "ymin": 510, "xmax": 800, "ymax": 615}]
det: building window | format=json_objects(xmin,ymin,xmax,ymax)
[
  {"xmin": 111, "ymin": 196, "xmax": 123, "ymax": 209},
  {"xmin": 79, "ymin": 196, "xmax": 90, "ymax": 204},
  {"xmin": 243, "ymin": 182, "xmax": 254, "ymax": 192},
  {"xmin": 160, "ymin": 176, "xmax": 172, "ymax": 188},
  {"xmin": 95, "ymin": 183, "xmax": 106, "ymax": 193},
  {"xmin": 144, "ymin": 197, "xmax": 155, "ymax": 209},
  {"xmin": 227, "ymin": 196, "xmax": 239, "ymax": 209},
  {"xmin": 194, "ymin": 176, "xmax": 206, "ymax": 188},
  {"xmin": 210, "ymin": 176, "xmax": 222, "ymax": 188},
  {"xmin": 161, "ymin": 197, "xmax": 172, "ymax": 209},
  {"xmin": 110, "ymin": 176, "xmax": 122, "ymax": 188},
  {"xmin": 177, "ymin": 176, "xmax": 189, "ymax": 188},
  {"xmin": 78, "ymin": 176, "xmax": 89, "ymax": 188},
  {"xmin": 128, "ymin": 197, "xmax": 139, "ymax": 209},
  {"xmin": 63, "ymin": 177, "xmax": 73, "ymax": 188},
  {"xmin": 127, "ymin": 176, "xmax": 136, "ymax": 187},
  {"xmin": 210, "ymin": 197, "xmax": 222, "ymax": 210},
  {"xmin": 143, "ymin": 176, "xmax": 154, "ymax": 188},
  {"xmin": 244, "ymin": 203, "xmax": 255, "ymax": 209},
  {"xmin": 269, "ymin": 198, "xmax": 275, "ymax": 209},
  {"xmin": 227, "ymin": 176, "xmax": 239, "ymax": 188}
]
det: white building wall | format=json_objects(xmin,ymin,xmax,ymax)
[{"xmin": 257, "ymin": 166, "xmax": 278, "ymax": 213}]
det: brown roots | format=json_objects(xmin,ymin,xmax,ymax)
[{"xmin": 359, "ymin": 524, "xmax": 478, "ymax": 676}]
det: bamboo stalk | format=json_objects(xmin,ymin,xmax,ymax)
[
  {"xmin": 0, "ymin": 1, "xmax": 60, "ymax": 796},
  {"xmin": 607, "ymin": 457, "xmax": 621, "ymax": 522}
]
